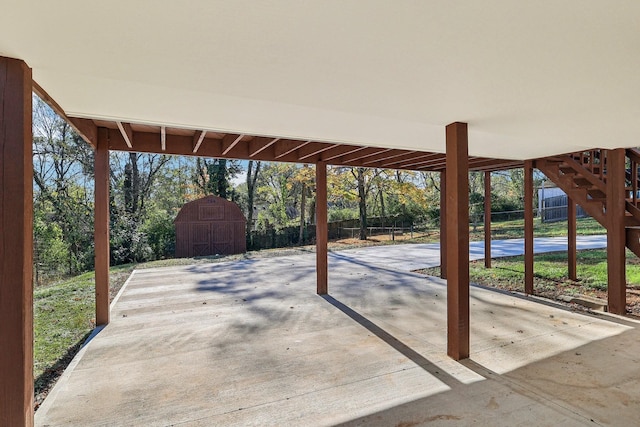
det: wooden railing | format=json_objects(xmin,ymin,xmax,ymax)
[{"xmin": 626, "ymin": 148, "xmax": 640, "ymax": 213}]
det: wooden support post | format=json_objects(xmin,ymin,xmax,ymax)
[
  {"xmin": 484, "ymin": 171, "xmax": 492, "ymax": 268},
  {"xmin": 440, "ymin": 170, "xmax": 447, "ymax": 279},
  {"xmin": 524, "ymin": 161, "xmax": 534, "ymax": 295},
  {"xmin": 606, "ymin": 148, "xmax": 626, "ymax": 315},
  {"xmin": 316, "ymin": 162, "xmax": 328, "ymax": 295},
  {"xmin": 567, "ymin": 197, "xmax": 577, "ymax": 281},
  {"xmin": 0, "ymin": 57, "xmax": 34, "ymax": 427},
  {"xmin": 95, "ymin": 129, "xmax": 111, "ymax": 325},
  {"xmin": 445, "ymin": 122, "xmax": 469, "ymax": 360}
]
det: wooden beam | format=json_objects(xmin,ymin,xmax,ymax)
[
  {"xmin": 116, "ymin": 121, "xmax": 133, "ymax": 149},
  {"xmin": 0, "ymin": 56, "xmax": 34, "ymax": 427},
  {"xmin": 524, "ymin": 161, "xmax": 534, "ymax": 295},
  {"xmin": 394, "ymin": 154, "xmax": 446, "ymax": 169},
  {"xmin": 440, "ymin": 170, "xmax": 447, "ymax": 279},
  {"xmin": 484, "ymin": 171, "xmax": 492, "ymax": 269},
  {"xmin": 160, "ymin": 126, "xmax": 166, "ymax": 151},
  {"xmin": 249, "ymin": 136, "xmax": 278, "ymax": 157},
  {"xmin": 361, "ymin": 150, "xmax": 415, "ymax": 166},
  {"xmin": 468, "ymin": 160, "xmax": 523, "ymax": 172},
  {"xmin": 298, "ymin": 142, "xmax": 338, "ymax": 161},
  {"xmin": 110, "ymin": 129, "xmax": 223, "ymax": 158},
  {"xmin": 568, "ymin": 196, "xmax": 577, "ymax": 281},
  {"xmin": 607, "ymin": 148, "xmax": 627, "ymax": 315},
  {"xmin": 469, "ymin": 158, "xmax": 517, "ymax": 169},
  {"xmin": 339, "ymin": 147, "xmax": 388, "ymax": 163},
  {"xmin": 316, "ymin": 161, "xmax": 328, "ymax": 294},
  {"xmin": 445, "ymin": 122, "xmax": 469, "ymax": 360},
  {"xmin": 275, "ymin": 139, "xmax": 309, "ymax": 159},
  {"xmin": 192, "ymin": 130, "xmax": 206, "ymax": 154},
  {"xmin": 321, "ymin": 145, "xmax": 366, "ymax": 162},
  {"xmin": 381, "ymin": 152, "xmax": 440, "ymax": 168},
  {"xmin": 32, "ymin": 80, "xmax": 98, "ymax": 147},
  {"xmin": 222, "ymin": 134, "xmax": 244, "ymax": 155},
  {"xmin": 95, "ymin": 129, "xmax": 110, "ymax": 326}
]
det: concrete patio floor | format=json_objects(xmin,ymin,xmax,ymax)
[{"xmin": 36, "ymin": 238, "xmax": 640, "ymax": 426}]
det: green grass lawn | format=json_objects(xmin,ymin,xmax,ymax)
[
  {"xmin": 373, "ymin": 216, "xmax": 606, "ymax": 244},
  {"xmin": 34, "ymin": 264, "xmax": 134, "ymax": 404},
  {"xmin": 420, "ymin": 249, "xmax": 640, "ymax": 303}
]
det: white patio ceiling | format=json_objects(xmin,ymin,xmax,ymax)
[{"xmin": 1, "ymin": 0, "xmax": 638, "ymax": 160}]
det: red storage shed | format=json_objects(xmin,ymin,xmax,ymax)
[{"xmin": 174, "ymin": 195, "xmax": 246, "ymax": 257}]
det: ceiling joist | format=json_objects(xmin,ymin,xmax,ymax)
[{"xmin": 101, "ymin": 124, "xmax": 521, "ymax": 172}]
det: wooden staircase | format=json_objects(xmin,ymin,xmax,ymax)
[{"xmin": 535, "ymin": 148, "xmax": 640, "ymax": 258}]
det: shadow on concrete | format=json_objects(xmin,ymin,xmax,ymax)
[
  {"xmin": 322, "ymin": 295, "xmax": 461, "ymax": 389},
  {"xmin": 335, "ymin": 326, "xmax": 640, "ymax": 426}
]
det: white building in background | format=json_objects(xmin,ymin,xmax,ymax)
[{"xmin": 537, "ymin": 185, "xmax": 566, "ymax": 214}]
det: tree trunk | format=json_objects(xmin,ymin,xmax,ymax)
[
  {"xmin": 299, "ymin": 182, "xmax": 307, "ymax": 244},
  {"xmin": 246, "ymin": 161, "xmax": 261, "ymax": 248},
  {"xmin": 357, "ymin": 168, "xmax": 367, "ymax": 240},
  {"xmin": 216, "ymin": 159, "xmax": 228, "ymax": 199},
  {"xmin": 380, "ymin": 188, "xmax": 386, "ymax": 224}
]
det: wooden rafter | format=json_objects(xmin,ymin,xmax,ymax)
[
  {"xmin": 321, "ymin": 145, "xmax": 366, "ymax": 161},
  {"xmin": 362, "ymin": 150, "xmax": 416, "ymax": 166},
  {"xmin": 103, "ymin": 125, "xmax": 520, "ymax": 172},
  {"xmin": 32, "ymin": 81, "xmax": 98, "ymax": 147},
  {"xmin": 275, "ymin": 139, "xmax": 309, "ymax": 159},
  {"xmin": 116, "ymin": 121, "xmax": 133, "ymax": 149},
  {"xmin": 249, "ymin": 137, "xmax": 279, "ymax": 157},
  {"xmin": 222, "ymin": 134, "xmax": 244, "ymax": 155},
  {"xmin": 298, "ymin": 142, "xmax": 339, "ymax": 161},
  {"xmin": 339, "ymin": 147, "xmax": 389, "ymax": 163},
  {"xmin": 395, "ymin": 155, "xmax": 446, "ymax": 170},
  {"xmin": 382, "ymin": 153, "xmax": 442, "ymax": 168},
  {"xmin": 192, "ymin": 130, "xmax": 206, "ymax": 153}
]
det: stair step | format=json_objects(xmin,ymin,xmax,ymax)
[
  {"xmin": 574, "ymin": 177, "xmax": 593, "ymax": 187},
  {"xmin": 587, "ymin": 189, "xmax": 606, "ymax": 199},
  {"xmin": 625, "ymin": 216, "xmax": 640, "ymax": 227},
  {"xmin": 559, "ymin": 166, "xmax": 577, "ymax": 175}
]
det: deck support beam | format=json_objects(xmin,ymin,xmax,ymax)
[
  {"xmin": 568, "ymin": 197, "xmax": 577, "ymax": 281},
  {"xmin": 440, "ymin": 170, "xmax": 447, "ymax": 279},
  {"xmin": 445, "ymin": 122, "xmax": 469, "ymax": 360},
  {"xmin": 484, "ymin": 171, "xmax": 492, "ymax": 268},
  {"xmin": 606, "ymin": 148, "xmax": 626, "ymax": 314},
  {"xmin": 95, "ymin": 129, "xmax": 111, "ymax": 325},
  {"xmin": 524, "ymin": 161, "xmax": 534, "ymax": 295},
  {"xmin": 316, "ymin": 161, "xmax": 328, "ymax": 295},
  {"xmin": 0, "ymin": 56, "xmax": 34, "ymax": 427}
]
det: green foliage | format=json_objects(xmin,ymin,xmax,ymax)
[
  {"xmin": 193, "ymin": 158, "xmax": 241, "ymax": 200},
  {"xmin": 34, "ymin": 210, "xmax": 69, "ymax": 284},
  {"xmin": 110, "ymin": 213, "xmax": 154, "ymax": 264},
  {"xmin": 141, "ymin": 206, "xmax": 176, "ymax": 259},
  {"xmin": 328, "ymin": 207, "xmax": 358, "ymax": 221}
]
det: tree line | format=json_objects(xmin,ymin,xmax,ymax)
[{"xmin": 32, "ymin": 96, "xmax": 529, "ymax": 285}]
